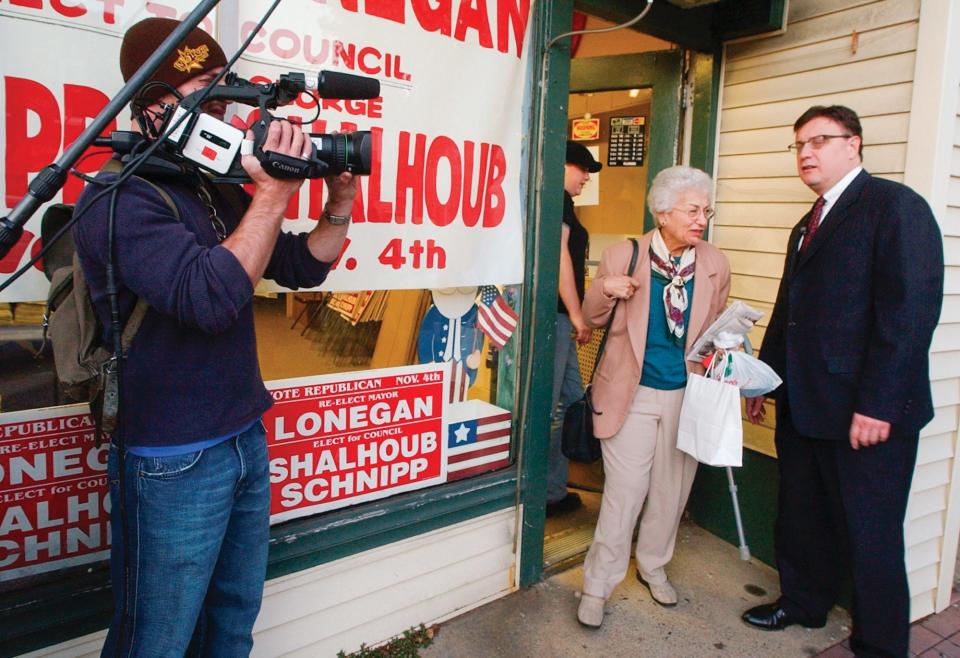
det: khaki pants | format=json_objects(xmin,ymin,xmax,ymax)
[{"xmin": 582, "ymin": 385, "xmax": 698, "ymax": 600}]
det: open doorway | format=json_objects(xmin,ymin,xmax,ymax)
[{"xmin": 543, "ymin": 13, "xmax": 684, "ymax": 570}]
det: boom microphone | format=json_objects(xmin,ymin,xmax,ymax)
[{"xmin": 309, "ymin": 70, "xmax": 381, "ymax": 99}]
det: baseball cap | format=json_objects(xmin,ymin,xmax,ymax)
[
  {"xmin": 566, "ymin": 141, "xmax": 602, "ymax": 173},
  {"xmin": 120, "ymin": 18, "xmax": 227, "ymax": 105}
]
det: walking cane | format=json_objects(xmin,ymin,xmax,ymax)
[{"xmin": 726, "ymin": 466, "xmax": 751, "ymax": 560}]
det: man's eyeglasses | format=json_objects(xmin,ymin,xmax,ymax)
[
  {"xmin": 787, "ymin": 134, "xmax": 853, "ymax": 152},
  {"xmin": 672, "ymin": 206, "xmax": 715, "ymax": 221}
]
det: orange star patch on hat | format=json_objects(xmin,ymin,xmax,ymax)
[{"xmin": 173, "ymin": 44, "xmax": 210, "ymax": 73}]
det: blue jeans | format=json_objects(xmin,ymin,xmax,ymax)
[
  {"xmin": 102, "ymin": 422, "xmax": 271, "ymax": 657},
  {"xmin": 547, "ymin": 313, "xmax": 585, "ymax": 503}
]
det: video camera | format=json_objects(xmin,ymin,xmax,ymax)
[{"xmin": 107, "ymin": 69, "xmax": 379, "ymax": 183}]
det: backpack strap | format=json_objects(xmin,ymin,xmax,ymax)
[{"xmin": 96, "ymin": 158, "xmax": 182, "ymax": 353}]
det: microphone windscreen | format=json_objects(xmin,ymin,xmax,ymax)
[{"xmin": 315, "ymin": 71, "xmax": 380, "ymax": 99}]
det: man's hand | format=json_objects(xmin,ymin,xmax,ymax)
[
  {"xmin": 571, "ymin": 315, "xmax": 593, "ymax": 345},
  {"xmin": 849, "ymin": 412, "xmax": 891, "ymax": 450},
  {"xmin": 324, "ymin": 168, "xmax": 358, "ymax": 217},
  {"xmin": 241, "ymin": 120, "xmax": 312, "ymax": 200},
  {"xmin": 602, "ymin": 275, "xmax": 640, "ymax": 300},
  {"xmin": 746, "ymin": 396, "xmax": 766, "ymax": 424}
]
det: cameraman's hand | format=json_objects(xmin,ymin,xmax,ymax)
[
  {"xmin": 323, "ymin": 131, "xmax": 358, "ymax": 217},
  {"xmin": 241, "ymin": 120, "xmax": 312, "ymax": 201}
]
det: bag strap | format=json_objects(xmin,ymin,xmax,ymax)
[
  {"xmin": 97, "ymin": 158, "xmax": 182, "ymax": 352},
  {"xmin": 589, "ymin": 237, "xmax": 639, "ymax": 381}
]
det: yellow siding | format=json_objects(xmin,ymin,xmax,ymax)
[
  {"xmin": 713, "ymin": 0, "xmax": 960, "ymax": 621},
  {"xmin": 715, "ymin": 0, "xmax": 918, "ymax": 445}
]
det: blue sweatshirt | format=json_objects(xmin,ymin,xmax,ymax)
[{"xmin": 73, "ymin": 168, "xmax": 331, "ymax": 448}]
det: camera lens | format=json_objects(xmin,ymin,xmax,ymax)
[{"xmin": 311, "ymin": 131, "xmax": 372, "ymax": 176}]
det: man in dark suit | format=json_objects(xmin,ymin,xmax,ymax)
[{"xmin": 741, "ymin": 105, "xmax": 944, "ymax": 658}]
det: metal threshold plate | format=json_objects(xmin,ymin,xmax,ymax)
[{"xmin": 543, "ymin": 523, "xmax": 595, "ymax": 569}]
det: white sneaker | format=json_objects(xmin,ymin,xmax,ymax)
[
  {"xmin": 642, "ymin": 577, "xmax": 678, "ymax": 607},
  {"xmin": 577, "ymin": 593, "xmax": 605, "ymax": 627}
]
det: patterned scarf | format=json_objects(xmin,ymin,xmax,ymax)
[{"xmin": 649, "ymin": 229, "xmax": 696, "ymax": 346}]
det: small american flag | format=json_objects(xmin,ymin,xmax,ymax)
[
  {"xmin": 476, "ymin": 285, "xmax": 519, "ymax": 349},
  {"xmin": 446, "ymin": 401, "xmax": 512, "ymax": 481},
  {"xmin": 448, "ymin": 360, "xmax": 469, "ymax": 404}
]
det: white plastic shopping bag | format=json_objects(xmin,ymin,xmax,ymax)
[
  {"xmin": 708, "ymin": 350, "xmax": 782, "ymax": 398},
  {"xmin": 677, "ymin": 358, "xmax": 743, "ymax": 467}
]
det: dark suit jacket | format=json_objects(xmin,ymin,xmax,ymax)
[{"xmin": 760, "ymin": 169, "xmax": 944, "ymax": 439}]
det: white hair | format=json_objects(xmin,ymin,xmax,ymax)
[{"xmin": 646, "ymin": 165, "xmax": 713, "ymax": 215}]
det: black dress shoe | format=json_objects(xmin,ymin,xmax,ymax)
[
  {"xmin": 545, "ymin": 492, "xmax": 582, "ymax": 517},
  {"xmin": 741, "ymin": 603, "xmax": 826, "ymax": 631}
]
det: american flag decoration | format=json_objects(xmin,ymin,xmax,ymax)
[
  {"xmin": 476, "ymin": 285, "xmax": 519, "ymax": 349},
  {"xmin": 446, "ymin": 401, "xmax": 512, "ymax": 481},
  {"xmin": 448, "ymin": 360, "xmax": 470, "ymax": 404}
]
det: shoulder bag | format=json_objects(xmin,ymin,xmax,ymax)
[{"xmin": 561, "ymin": 238, "xmax": 639, "ymax": 463}]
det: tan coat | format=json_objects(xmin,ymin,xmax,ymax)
[{"xmin": 582, "ymin": 231, "xmax": 731, "ymax": 439}]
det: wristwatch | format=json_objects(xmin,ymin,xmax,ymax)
[{"xmin": 322, "ymin": 208, "xmax": 351, "ymax": 225}]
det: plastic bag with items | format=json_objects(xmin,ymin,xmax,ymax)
[{"xmin": 709, "ymin": 348, "xmax": 782, "ymax": 398}]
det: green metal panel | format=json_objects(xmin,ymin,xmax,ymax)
[
  {"xmin": 515, "ymin": 0, "xmax": 576, "ymax": 588},
  {"xmin": 688, "ymin": 50, "xmax": 722, "ymax": 177},
  {"xmin": 574, "ymin": 0, "xmax": 788, "ymax": 51},
  {"xmin": 570, "ymin": 50, "xmax": 683, "ymax": 231},
  {"xmin": 574, "ymin": 0, "xmax": 717, "ymax": 52}
]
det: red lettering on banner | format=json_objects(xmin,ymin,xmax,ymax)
[
  {"xmin": 4, "ymin": 78, "xmax": 115, "ymax": 208},
  {"xmin": 330, "ymin": 0, "xmax": 529, "ymax": 58},
  {"xmin": 1, "ymin": 0, "xmax": 137, "ymax": 25},
  {"xmin": 454, "ymin": 0, "xmax": 493, "ymax": 49},
  {"xmin": 461, "ymin": 141, "xmax": 489, "ymax": 227},
  {"xmin": 392, "ymin": 131, "xmax": 425, "ymax": 224},
  {"xmin": 263, "ymin": 368, "xmax": 446, "ymax": 520},
  {"xmin": 4, "ymin": 77, "xmax": 61, "ymax": 208},
  {"xmin": 483, "ymin": 143, "xmax": 506, "ymax": 227},
  {"xmin": 411, "ymin": 0, "xmax": 451, "ymax": 36},
  {"xmin": 497, "ymin": 0, "xmax": 530, "ymax": 57},
  {"xmin": 0, "ymin": 410, "xmax": 110, "ymax": 578},
  {"xmin": 239, "ymin": 24, "xmax": 411, "ymax": 81},
  {"xmin": 425, "ymin": 136, "xmax": 461, "ymax": 227},
  {"xmin": 50, "ymin": 0, "xmax": 85, "ymax": 19}
]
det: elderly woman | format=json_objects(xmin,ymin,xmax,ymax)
[{"xmin": 576, "ymin": 165, "xmax": 731, "ymax": 628}]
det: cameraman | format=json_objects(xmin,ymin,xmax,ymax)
[{"xmin": 72, "ymin": 18, "xmax": 355, "ymax": 656}]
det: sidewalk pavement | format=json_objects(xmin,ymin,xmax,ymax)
[{"xmin": 421, "ymin": 520, "xmax": 960, "ymax": 658}]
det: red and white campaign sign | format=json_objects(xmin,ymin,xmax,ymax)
[
  {"xmin": 0, "ymin": 0, "xmax": 531, "ymax": 301},
  {"xmin": 265, "ymin": 363, "xmax": 447, "ymax": 523},
  {"xmin": 0, "ymin": 363, "xmax": 511, "ymax": 579},
  {"xmin": 0, "ymin": 404, "xmax": 109, "ymax": 582}
]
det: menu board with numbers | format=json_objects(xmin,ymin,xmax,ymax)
[{"xmin": 608, "ymin": 116, "xmax": 646, "ymax": 166}]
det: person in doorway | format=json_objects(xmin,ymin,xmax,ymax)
[
  {"xmin": 545, "ymin": 141, "xmax": 600, "ymax": 517},
  {"xmin": 741, "ymin": 105, "xmax": 944, "ymax": 658},
  {"xmin": 73, "ymin": 18, "xmax": 356, "ymax": 656},
  {"xmin": 577, "ymin": 166, "xmax": 730, "ymax": 626}
]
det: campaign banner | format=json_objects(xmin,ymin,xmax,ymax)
[
  {"xmin": 0, "ymin": 1, "xmax": 532, "ymax": 302},
  {"xmin": 265, "ymin": 363, "xmax": 447, "ymax": 524},
  {"xmin": 0, "ymin": 404, "xmax": 109, "ymax": 582},
  {"xmin": 0, "ymin": 364, "xmax": 513, "ymax": 579}
]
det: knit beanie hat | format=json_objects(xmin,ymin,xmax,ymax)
[{"xmin": 120, "ymin": 17, "xmax": 227, "ymax": 105}]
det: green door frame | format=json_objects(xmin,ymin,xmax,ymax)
[{"xmin": 515, "ymin": 36, "xmax": 724, "ymax": 587}]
